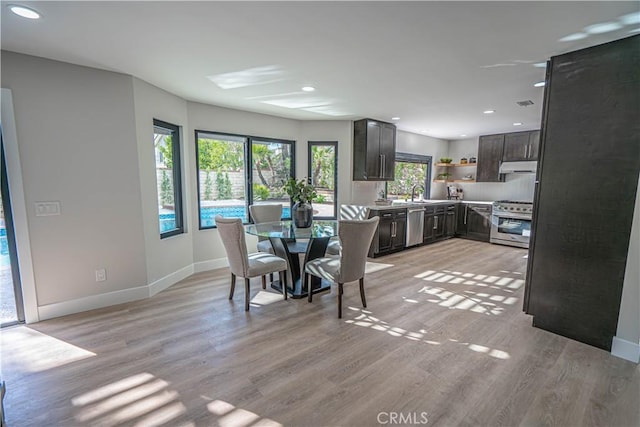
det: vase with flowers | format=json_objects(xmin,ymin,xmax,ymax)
[{"xmin": 284, "ymin": 178, "xmax": 317, "ymax": 228}]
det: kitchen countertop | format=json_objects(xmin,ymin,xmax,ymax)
[{"xmin": 367, "ymin": 200, "xmax": 493, "ymax": 211}]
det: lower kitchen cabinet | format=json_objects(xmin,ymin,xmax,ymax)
[
  {"xmin": 444, "ymin": 205, "xmax": 456, "ymax": 237},
  {"xmin": 457, "ymin": 203, "xmax": 492, "ymax": 242},
  {"xmin": 369, "ymin": 209, "xmax": 407, "ymax": 257},
  {"xmin": 424, "ymin": 204, "xmax": 456, "ymax": 244}
]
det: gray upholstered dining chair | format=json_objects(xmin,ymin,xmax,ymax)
[
  {"xmin": 325, "ymin": 205, "xmax": 371, "ymax": 256},
  {"xmin": 215, "ymin": 215, "xmax": 288, "ymax": 311},
  {"xmin": 249, "ymin": 204, "xmax": 283, "ymax": 254},
  {"xmin": 304, "ymin": 216, "xmax": 379, "ymax": 318}
]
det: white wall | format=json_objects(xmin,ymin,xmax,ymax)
[
  {"xmin": 299, "ymin": 121, "xmax": 353, "ymax": 206},
  {"xmin": 614, "ymin": 176, "xmax": 640, "ymax": 362},
  {"xmin": 0, "ymin": 51, "xmax": 148, "ymax": 308},
  {"xmin": 132, "ymin": 78, "xmax": 193, "ymax": 286},
  {"xmin": 449, "ymin": 137, "xmax": 535, "ymax": 202}
]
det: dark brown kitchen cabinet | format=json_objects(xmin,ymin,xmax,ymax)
[
  {"xmin": 503, "ymin": 130, "xmax": 540, "ymax": 161},
  {"xmin": 353, "ymin": 118, "xmax": 396, "ymax": 181},
  {"xmin": 424, "ymin": 204, "xmax": 456, "ymax": 243},
  {"xmin": 369, "ymin": 209, "xmax": 406, "ymax": 257},
  {"xmin": 476, "ymin": 134, "xmax": 505, "ymax": 182},
  {"xmin": 524, "ymin": 35, "xmax": 639, "ymax": 351},
  {"xmin": 444, "ymin": 205, "xmax": 457, "ymax": 237},
  {"xmin": 423, "ymin": 209, "xmax": 435, "ymax": 243},
  {"xmin": 457, "ymin": 203, "xmax": 492, "ymax": 242}
]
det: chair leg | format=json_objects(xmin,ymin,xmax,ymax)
[
  {"xmin": 280, "ymin": 271, "xmax": 288, "ymax": 300},
  {"xmin": 359, "ymin": 277, "xmax": 367, "ymax": 308},
  {"xmin": 270, "ymin": 272, "xmax": 274, "ymax": 283},
  {"xmin": 229, "ymin": 274, "xmax": 236, "ymax": 300},
  {"xmin": 244, "ymin": 278, "xmax": 251, "ymax": 311},
  {"xmin": 337, "ymin": 283, "xmax": 344, "ymax": 318},
  {"xmin": 262, "ymin": 275, "xmax": 266, "ymax": 290},
  {"xmin": 307, "ymin": 274, "xmax": 313, "ymax": 303}
]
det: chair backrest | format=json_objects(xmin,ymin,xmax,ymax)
[
  {"xmin": 338, "ymin": 216, "xmax": 379, "ymax": 283},
  {"xmin": 215, "ymin": 215, "xmax": 249, "ymax": 277},
  {"xmin": 249, "ymin": 204, "xmax": 283, "ymax": 242},
  {"xmin": 339, "ymin": 205, "xmax": 370, "ymax": 220}
]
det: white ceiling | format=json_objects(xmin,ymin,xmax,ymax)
[{"xmin": 2, "ymin": 1, "xmax": 638, "ymax": 140}]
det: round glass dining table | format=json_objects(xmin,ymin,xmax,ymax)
[{"xmin": 245, "ymin": 220, "xmax": 338, "ymax": 299}]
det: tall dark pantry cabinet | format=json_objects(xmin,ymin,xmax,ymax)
[{"xmin": 524, "ymin": 35, "xmax": 639, "ymax": 351}]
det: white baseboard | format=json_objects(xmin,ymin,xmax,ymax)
[
  {"xmin": 193, "ymin": 257, "xmax": 228, "ymax": 273},
  {"xmin": 148, "ymin": 264, "xmax": 194, "ymax": 297},
  {"xmin": 35, "ymin": 259, "xmax": 229, "ymax": 321},
  {"xmin": 38, "ymin": 285, "xmax": 149, "ymax": 321},
  {"xmin": 611, "ymin": 337, "xmax": 640, "ymax": 363}
]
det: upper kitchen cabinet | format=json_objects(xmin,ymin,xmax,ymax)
[
  {"xmin": 476, "ymin": 134, "xmax": 505, "ymax": 182},
  {"xmin": 353, "ymin": 118, "xmax": 396, "ymax": 181},
  {"xmin": 503, "ymin": 130, "xmax": 540, "ymax": 161}
]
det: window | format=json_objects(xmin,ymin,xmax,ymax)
[
  {"xmin": 251, "ymin": 138, "xmax": 294, "ymax": 216},
  {"xmin": 153, "ymin": 119, "xmax": 183, "ymax": 238},
  {"xmin": 308, "ymin": 141, "xmax": 337, "ymax": 219},
  {"xmin": 195, "ymin": 130, "xmax": 295, "ymax": 228},
  {"xmin": 386, "ymin": 152, "xmax": 432, "ymax": 201}
]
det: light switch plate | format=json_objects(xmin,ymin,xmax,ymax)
[{"xmin": 35, "ymin": 201, "xmax": 61, "ymax": 216}]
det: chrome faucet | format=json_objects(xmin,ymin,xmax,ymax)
[{"xmin": 411, "ymin": 184, "xmax": 425, "ymax": 202}]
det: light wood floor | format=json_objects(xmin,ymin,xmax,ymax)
[{"xmin": 2, "ymin": 239, "xmax": 639, "ymax": 427}]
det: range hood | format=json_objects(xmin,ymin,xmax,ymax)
[{"xmin": 499, "ymin": 161, "xmax": 537, "ymax": 174}]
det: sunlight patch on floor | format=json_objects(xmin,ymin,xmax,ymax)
[
  {"xmin": 344, "ymin": 308, "xmax": 511, "ymax": 359},
  {"xmin": 250, "ymin": 290, "xmax": 286, "ymax": 307},
  {"xmin": 418, "ymin": 285, "xmax": 511, "ymax": 316},
  {"xmin": 414, "ymin": 269, "xmax": 524, "ymax": 292},
  {"xmin": 365, "ymin": 261, "xmax": 394, "ymax": 274},
  {"xmin": 72, "ymin": 373, "xmax": 186, "ymax": 427},
  {"xmin": 1, "ymin": 326, "xmax": 96, "ymax": 373},
  {"xmin": 207, "ymin": 399, "xmax": 283, "ymax": 427}
]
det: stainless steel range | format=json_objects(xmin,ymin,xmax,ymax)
[{"xmin": 490, "ymin": 200, "xmax": 533, "ymax": 249}]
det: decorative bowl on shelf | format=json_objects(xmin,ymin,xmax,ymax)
[{"xmin": 439, "ymin": 157, "xmax": 453, "ymax": 164}]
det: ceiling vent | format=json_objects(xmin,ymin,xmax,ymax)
[{"xmin": 517, "ymin": 100, "xmax": 534, "ymax": 107}]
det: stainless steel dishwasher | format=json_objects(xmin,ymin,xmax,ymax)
[{"xmin": 406, "ymin": 207, "xmax": 425, "ymax": 247}]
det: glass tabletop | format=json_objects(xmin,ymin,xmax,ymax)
[{"xmin": 245, "ymin": 220, "xmax": 338, "ymax": 239}]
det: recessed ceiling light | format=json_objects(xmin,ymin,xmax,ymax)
[
  {"xmin": 483, "ymin": 110, "xmax": 495, "ymax": 114},
  {"xmin": 533, "ymin": 62, "xmax": 547, "ymax": 68},
  {"xmin": 301, "ymin": 86, "xmax": 315, "ymax": 92},
  {"xmin": 391, "ymin": 117, "xmax": 400, "ymax": 121},
  {"xmin": 513, "ymin": 122, "xmax": 523, "ymax": 126},
  {"xmin": 460, "ymin": 134, "xmax": 467, "ymax": 137},
  {"xmin": 534, "ymin": 81, "xmax": 546, "ymax": 87},
  {"xmin": 8, "ymin": 4, "xmax": 40, "ymax": 19}
]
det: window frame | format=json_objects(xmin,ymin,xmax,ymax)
[
  {"xmin": 307, "ymin": 141, "xmax": 338, "ymax": 220},
  {"xmin": 194, "ymin": 129, "xmax": 295, "ymax": 229},
  {"xmin": 386, "ymin": 152, "xmax": 432, "ymax": 200},
  {"xmin": 153, "ymin": 119, "xmax": 184, "ymax": 239}
]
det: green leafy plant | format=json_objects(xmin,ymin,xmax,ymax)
[
  {"xmin": 204, "ymin": 172, "xmax": 213, "ymax": 200},
  {"xmin": 160, "ymin": 170, "xmax": 173, "ymax": 205},
  {"xmin": 216, "ymin": 171, "xmax": 233, "ymax": 199},
  {"xmin": 284, "ymin": 178, "xmax": 317, "ymax": 204},
  {"xmin": 253, "ymin": 184, "xmax": 270, "ymax": 201}
]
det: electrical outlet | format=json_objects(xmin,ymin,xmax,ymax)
[{"xmin": 95, "ymin": 268, "xmax": 107, "ymax": 282}]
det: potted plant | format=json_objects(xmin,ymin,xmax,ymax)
[{"xmin": 284, "ymin": 178, "xmax": 317, "ymax": 228}]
